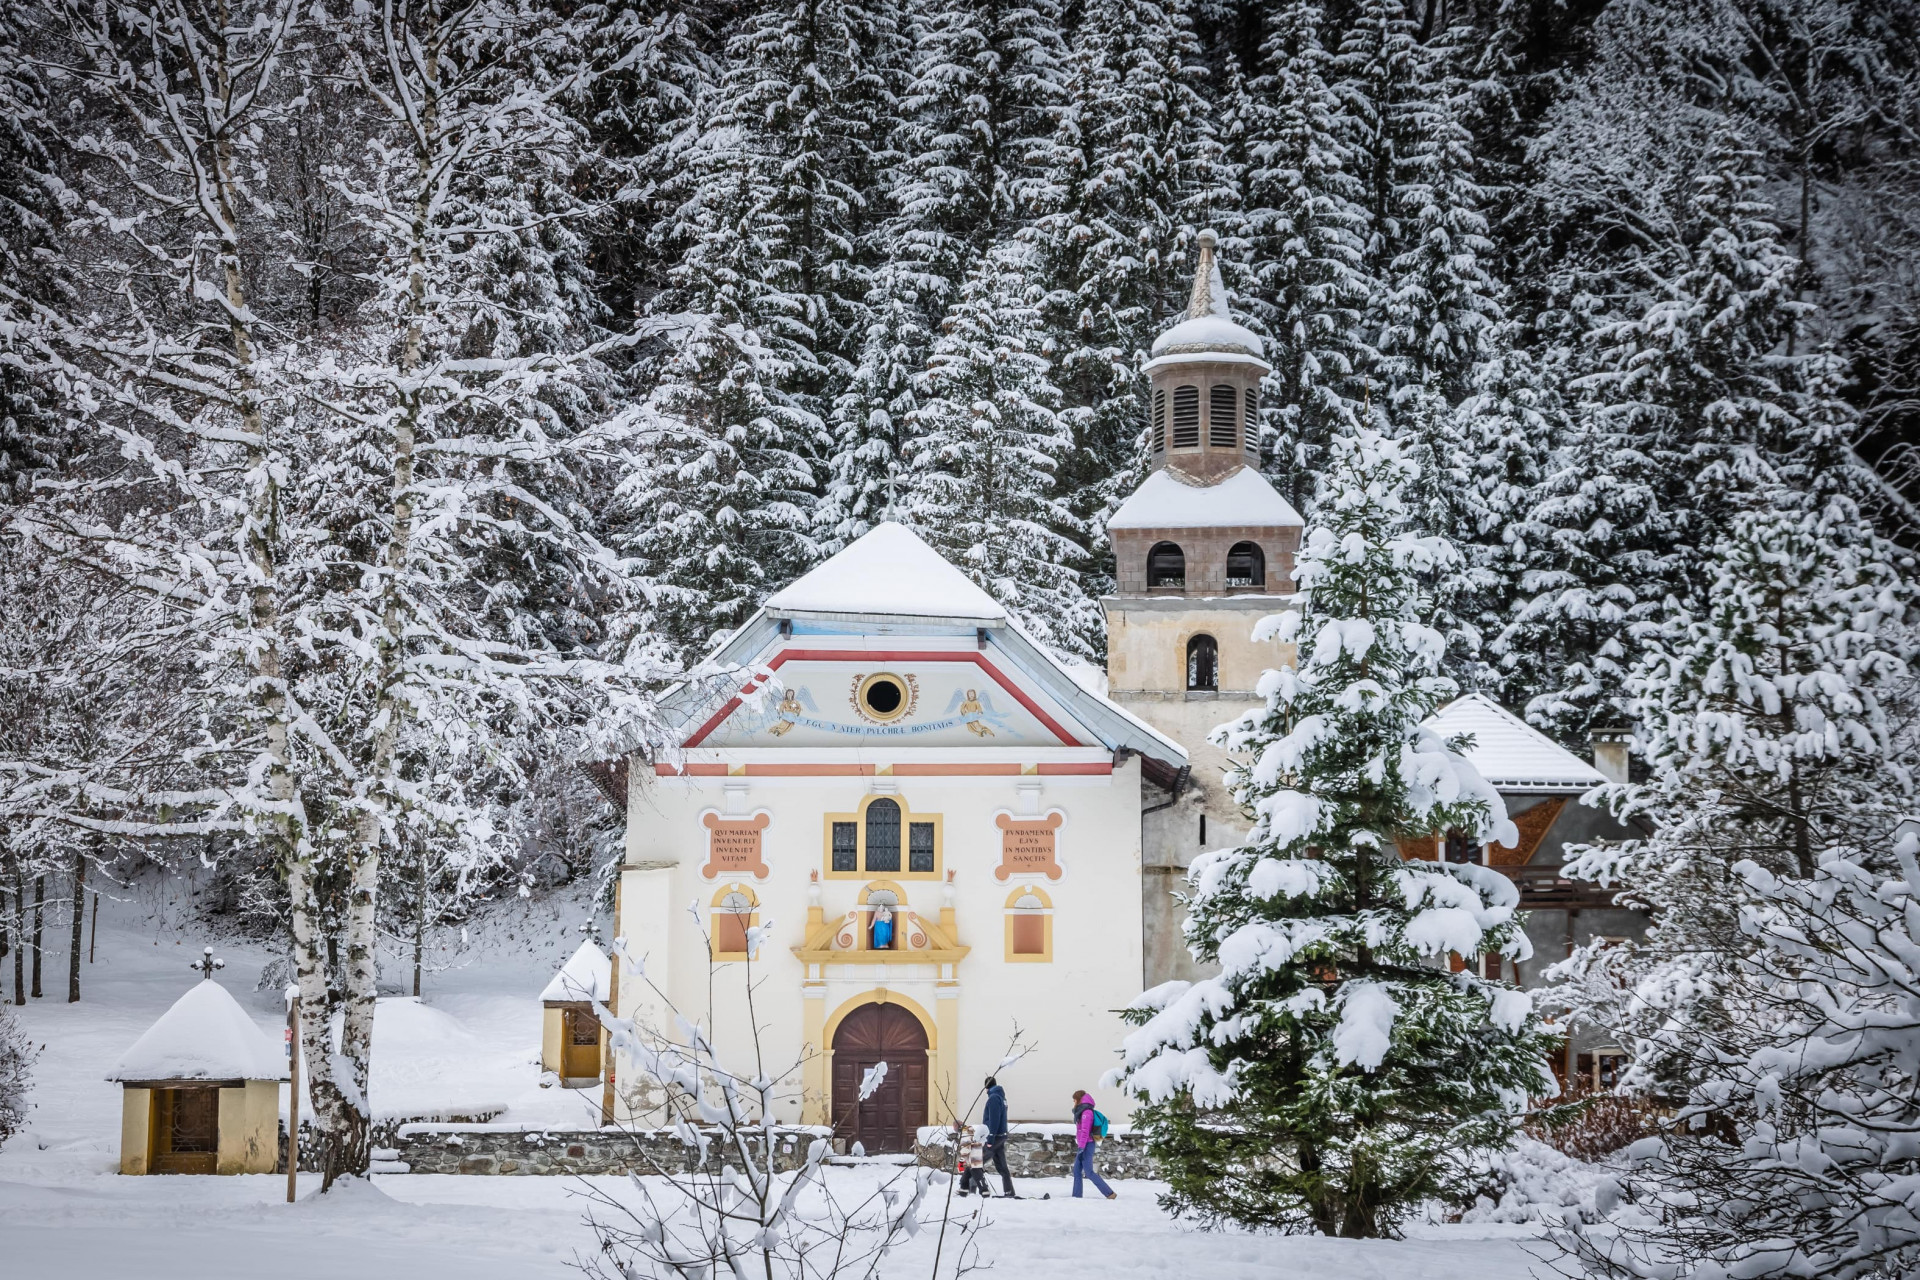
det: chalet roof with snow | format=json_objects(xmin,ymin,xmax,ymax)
[
  {"xmin": 654, "ymin": 522, "xmax": 1188, "ymax": 786},
  {"xmin": 1143, "ymin": 230, "xmax": 1269, "ymax": 375},
  {"xmin": 540, "ymin": 940, "xmax": 611, "ymax": 1004},
  {"xmin": 107, "ymin": 979, "xmax": 287, "ymax": 1083},
  {"xmin": 1107, "ymin": 466, "xmax": 1304, "ymax": 532},
  {"xmin": 1422, "ymin": 693, "xmax": 1608, "ymax": 793}
]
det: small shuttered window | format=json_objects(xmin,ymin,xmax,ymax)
[
  {"xmin": 1244, "ymin": 386, "xmax": 1260, "ymax": 452},
  {"xmin": 1209, "ymin": 384, "xmax": 1238, "ymax": 447},
  {"xmin": 1171, "ymin": 385, "xmax": 1200, "ymax": 448},
  {"xmin": 1151, "ymin": 388, "xmax": 1166, "ymax": 451}
]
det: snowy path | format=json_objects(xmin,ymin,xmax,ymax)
[{"xmin": 0, "ymin": 1169, "xmax": 1555, "ymax": 1280}]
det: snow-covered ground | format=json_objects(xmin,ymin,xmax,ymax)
[{"xmin": 0, "ymin": 880, "xmax": 1563, "ymax": 1279}]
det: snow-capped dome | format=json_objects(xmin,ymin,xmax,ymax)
[
  {"xmin": 107, "ymin": 979, "xmax": 287, "ymax": 1082},
  {"xmin": 1146, "ymin": 230, "xmax": 1267, "ymax": 369}
]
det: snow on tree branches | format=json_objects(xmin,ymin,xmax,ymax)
[{"xmin": 1111, "ymin": 429, "xmax": 1553, "ymax": 1238}]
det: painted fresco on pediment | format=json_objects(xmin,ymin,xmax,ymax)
[{"xmin": 702, "ymin": 663, "xmax": 1064, "ymax": 747}]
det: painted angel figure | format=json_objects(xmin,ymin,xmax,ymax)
[{"xmin": 959, "ymin": 689, "xmax": 995, "ymax": 737}]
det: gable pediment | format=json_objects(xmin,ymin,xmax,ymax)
[{"xmin": 688, "ymin": 645, "xmax": 1087, "ymax": 749}]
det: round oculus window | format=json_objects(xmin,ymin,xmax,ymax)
[{"xmin": 857, "ymin": 672, "xmax": 909, "ymax": 722}]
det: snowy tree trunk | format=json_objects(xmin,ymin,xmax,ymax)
[
  {"xmin": 66, "ymin": 845, "xmax": 84, "ymax": 1004},
  {"xmin": 27, "ymin": 875, "xmax": 40, "ymax": 1000}
]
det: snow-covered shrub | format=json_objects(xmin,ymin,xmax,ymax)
[
  {"xmin": 1556, "ymin": 835, "xmax": 1920, "ymax": 1279},
  {"xmin": 1458, "ymin": 1135, "xmax": 1605, "ymax": 1225},
  {"xmin": 1526, "ymin": 1094, "xmax": 1665, "ymax": 1165},
  {"xmin": 1111, "ymin": 431, "xmax": 1555, "ymax": 1238},
  {"xmin": 0, "ymin": 1003, "xmax": 34, "ymax": 1147}
]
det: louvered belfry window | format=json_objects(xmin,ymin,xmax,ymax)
[
  {"xmin": 1171, "ymin": 385, "xmax": 1200, "ymax": 448},
  {"xmin": 1244, "ymin": 387, "xmax": 1260, "ymax": 451},
  {"xmin": 1209, "ymin": 384, "xmax": 1238, "ymax": 447},
  {"xmin": 1151, "ymin": 388, "xmax": 1166, "ymax": 451}
]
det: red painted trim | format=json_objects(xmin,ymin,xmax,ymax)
[
  {"xmin": 655, "ymin": 763, "xmax": 729, "ymax": 777},
  {"xmin": 682, "ymin": 649, "xmax": 1083, "ymax": 748},
  {"xmin": 655, "ymin": 761, "xmax": 1112, "ymax": 778}
]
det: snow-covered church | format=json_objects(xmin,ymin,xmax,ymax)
[{"xmin": 599, "ymin": 233, "xmax": 1642, "ymax": 1147}]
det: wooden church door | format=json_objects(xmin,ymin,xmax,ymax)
[{"xmin": 830, "ymin": 1003, "xmax": 928, "ymax": 1154}]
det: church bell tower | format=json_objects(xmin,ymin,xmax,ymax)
[{"xmin": 1105, "ymin": 229, "xmax": 1304, "ymax": 986}]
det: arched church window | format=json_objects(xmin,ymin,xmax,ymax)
[
  {"xmin": 1226, "ymin": 541, "xmax": 1264, "ymax": 588},
  {"xmin": 1147, "ymin": 542, "xmax": 1185, "ymax": 589},
  {"xmin": 1171, "ymin": 385, "xmax": 1200, "ymax": 448},
  {"xmin": 865, "ymin": 798, "xmax": 901, "ymax": 873},
  {"xmin": 1151, "ymin": 388, "xmax": 1166, "ymax": 452},
  {"xmin": 1187, "ymin": 634, "xmax": 1218, "ymax": 692},
  {"xmin": 1209, "ymin": 384, "xmax": 1238, "ymax": 447}
]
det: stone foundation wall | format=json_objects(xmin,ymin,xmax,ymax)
[
  {"xmin": 384, "ymin": 1124, "xmax": 832, "ymax": 1176},
  {"xmin": 288, "ymin": 1121, "xmax": 1154, "ymax": 1179}
]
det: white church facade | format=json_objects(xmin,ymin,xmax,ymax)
[{"xmin": 610, "ymin": 523, "xmax": 1188, "ymax": 1152}]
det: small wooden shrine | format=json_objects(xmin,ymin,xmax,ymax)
[
  {"xmin": 107, "ymin": 970, "xmax": 286, "ymax": 1175},
  {"xmin": 539, "ymin": 940, "xmax": 610, "ymax": 1085}
]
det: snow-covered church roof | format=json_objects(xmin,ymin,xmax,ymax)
[
  {"xmin": 670, "ymin": 522, "xmax": 1188, "ymax": 776},
  {"xmin": 765, "ymin": 521, "xmax": 1006, "ymax": 621},
  {"xmin": 540, "ymin": 940, "xmax": 611, "ymax": 1004},
  {"xmin": 1145, "ymin": 230, "xmax": 1269, "ymax": 374},
  {"xmin": 107, "ymin": 979, "xmax": 287, "ymax": 1083},
  {"xmin": 1423, "ymin": 693, "xmax": 1608, "ymax": 792},
  {"xmin": 1107, "ymin": 466, "xmax": 1304, "ymax": 532}
]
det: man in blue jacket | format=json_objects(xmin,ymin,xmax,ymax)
[{"xmin": 982, "ymin": 1076, "xmax": 1015, "ymax": 1198}]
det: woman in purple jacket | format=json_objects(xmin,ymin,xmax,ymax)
[{"xmin": 1070, "ymin": 1090, "xmax": 1116, "ymax": 1199}]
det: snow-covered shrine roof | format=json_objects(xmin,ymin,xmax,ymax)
[
  {"xmin": 107, "ymin": 979, "xmax": 288, "ymax": 1083},
  {"xmin": 663, "ymin": 523, "xmax": 1187, "ymax": 777},
  {"xmin": 540, "ymin": 940, "xmax": 611, "ymax": 1004},
  {"xmin": 1107, "ymin": 466, "xmax": 1304, "ymax": 532},
  {"xmin": 765, "ymin": 521, "xmax": 1005, "ymax": 621},
  {"xmin": 1423, "ymin": 693, "xmax": 1608, "ymax": 792}
]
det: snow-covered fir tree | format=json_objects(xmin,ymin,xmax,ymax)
[
  {"xmin": 887, "ymin": 0, "xmax": 1071, "ymax": 339},
  {"xmin": 1034, "ymin": 0, "xmax": 1211, "ymax": 537},
  {"xmin": 1233, "ymin": 0, "xmax": 1371, "ymax": 505},
  {"xmin": 817, "ymin": 260, "xmax": 925, "ymax": 552},
  {"xmin": 623, "ymin": 134, "xmax": 825, "ymax": 657},
  {"xmin": 1551, "ymin": 495, "xmax": 1916, "ymax": 1097},
  {"xmin": 1515, "ymin": 128, "xmax": 1839, "ymax": 739},
  {"xmin": 901, "ymin": 241, "xmax": 1098, "ymax": 658},
  {"xmin": 1111, "ymin": 429, "xmax": 1552, "ymax": 1238}
]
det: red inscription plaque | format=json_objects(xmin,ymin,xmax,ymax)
[
  {"xmin": 701, "ymin": 812, "xmax": 771, "ymax": 880},
  {"xmin": 994, "ymin": 812, "xmax": 1065, "ymax": 882}
]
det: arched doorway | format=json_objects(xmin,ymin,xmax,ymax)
[{"xmin": 830, "ymin": 1002, "xmax": 929, "ymax": 1154}]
